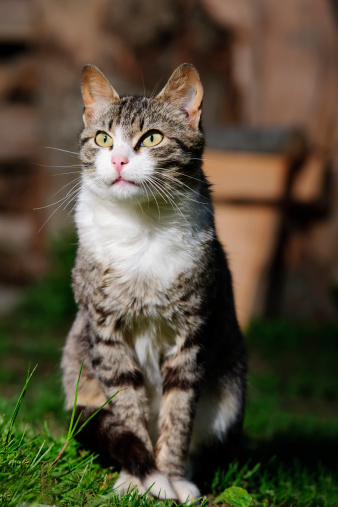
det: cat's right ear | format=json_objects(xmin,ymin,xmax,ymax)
[
  {"xmin": 157, "ymin": 63, "xmax": 203, "ymax": 129},
  {"xmin": 81, "ymin": 65, "xmax": 119, "ymax": 125}
]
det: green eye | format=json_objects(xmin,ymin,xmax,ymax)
[
  {"xmin": 95, "ymin": 132, "xmax": 113, "ymax": 148},
  {"xmin": 140, "ymin": 130, "xmax": 163, "ymax": 148}
]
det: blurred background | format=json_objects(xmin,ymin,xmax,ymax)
[
  {"xmin": 1, "ymin": 0, "xmax": 338, "ymax": 325},
  {"xmin": 0, "ymin": 0, "xmax": 337, "ymax": 498}
]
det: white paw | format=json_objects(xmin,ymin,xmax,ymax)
[
  {"xmin": 172, "ymin": 478, "xmax": 201, "ymax": 504},
  {"xmin": 114, "ymin": 470, "xmax": 146, "ymax": 497},
  {"xmin": 142, "ymin": 470, "xmax": 177, "ymax": 499}
]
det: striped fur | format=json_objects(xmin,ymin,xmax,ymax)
[{"xmin": 62, "ymin": 64, "xmax": 246, "ymax": 502}]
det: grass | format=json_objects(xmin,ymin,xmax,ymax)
[{"xmin": 0, "ymin": 232, "xmax": 338, "ymax": 506}]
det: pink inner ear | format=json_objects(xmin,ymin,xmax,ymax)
[
  {"xmin": 181, "ymin": 88, "xmax": 196, "ymax": 114},
  {"xmin": 181, "ymin": 85, "xmax": 202, "ymax": 127}
]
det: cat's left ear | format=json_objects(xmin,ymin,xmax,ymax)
[
  {"xmin": 157, "ymin": 63, "xmax": 203, "ymax": 128},
  {"xmin": 81, "ymin": 64, "xmax": 119, "ymax": 125}
]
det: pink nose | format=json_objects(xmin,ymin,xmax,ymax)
[{"xmin": 111, "ymin": 155, "xmax": 128, "ymax": 173}]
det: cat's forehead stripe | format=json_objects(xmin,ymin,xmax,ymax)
[{"xmin": 108, "ymin": 97, "xmax": 144, "ymax": 132}]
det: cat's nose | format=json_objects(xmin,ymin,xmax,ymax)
[{"xmin": 111, "ymin": 155, "xmax": 128, "ymax": 173}]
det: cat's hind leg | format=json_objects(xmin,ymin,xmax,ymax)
[
  {"xmin": 188, "ymin": 380, "xmax": 245, "ymax": 489},
  {"xmin": 62, "ymin": 310, "xmax": 107, "ymax": 410}
]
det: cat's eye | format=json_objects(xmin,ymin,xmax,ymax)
[
  {"xmin": 140, "ymin": 130, "xmax": 163, "ymax": 148},
  {"xmin": 95, "ymin": 132, "xmax": 114, "ymax": 148}
]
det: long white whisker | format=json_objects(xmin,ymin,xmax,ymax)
[
  {"xmin": 37, "ymin": 186, "xmax": 81, "ymax": 232},
  {"xmin": 52, "ymin": 171, "xmax": 82, "ymax": 176},
  {"xmin": 44, "ymin": 146, "xmax": 79, "ymax": 156},
  {"xmin": 152, "ymin": 172, "xmax": 210, "ymax": 207},
  {"xmin": 147, "ymin": 178, "xmax": 169, "ymax": 205},
  {"xmin": 34, "ymin": 163, "xmax": 82, "ymax": 168},
  {"xmin": 67, "ymin": 178, "xmax": 103, "ymax": 217},
  {"xmin": 143, "ymin": 180, "xmax": 160, "ymax": 219},
  {"xmin": 33, "ymin": 181, "xmax": 82, "ymax": 210},
  {"xmin": 140, "ymin": 181, "xmax": 150, "ymax": 209},
  {"xmin": 47, "ymin": 176, "xmax": 83, "ymax": 201},
  {"xmin": 147, "ymin": 177, "xmax": 189, "ymax": 226},
  {"xmin": 67, "ymin": 196, "xmax": 81, "ymax": 217},
  {"xmin": 162, "ymin": 157, "xmax": 218, "ymax": 164},
  {"xmin": 63, "ymin": 188, "xmax": 82, "ymax": 211},
  {"xmin": 151, "ymin": 174, "xmax": 213, "ymax": 218},
  {"xmin": 135, "ymin": 194, "xmax": 144, "ymax": 216},
  {"xmin": 155, "ymin": 167, "xmax": 206, "ymax": 186}
]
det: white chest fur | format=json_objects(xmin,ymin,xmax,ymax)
[{"xmin": 75, "ymin": 186, "xmax": 204, "ymax": 290}]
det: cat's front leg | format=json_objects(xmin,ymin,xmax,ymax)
[
  {"xmin": 155, "ymin": 338, "xmax": 203, "ymax": 503},
  {"xmin": 87, "ymin": 326, "xmax": 178, "ymax": 500}
]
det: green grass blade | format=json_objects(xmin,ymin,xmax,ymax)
[
  {"xmin": 67, "ymin": 357, "xmax": 84, "ymax": 440},
  {"xmin": 30, "ymin": 443, "xmax": 54, "ymax": 469},
  {"xmin": 68, "ymin": 409, "xmax": 83, "ymax": 439},
  {"xmin": 71, "ymin": 390, "xmax": 120, "ymax": 438},
  {"xmin": 5, "ymin": 364, "xmax": 37, "ymax": 444}
]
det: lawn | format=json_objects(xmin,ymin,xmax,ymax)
[{"xmin": 0, "ymin": 234, "xmax": 337, "ymax": 506}]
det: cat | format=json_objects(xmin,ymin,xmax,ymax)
[{"xmin": 61, "ymin": 63, "xmax": 247, "ymax": 503}]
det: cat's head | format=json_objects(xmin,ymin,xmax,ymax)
[{"xmin": 79, "ymin": 64, "xmax": 205, "ymax": 205}]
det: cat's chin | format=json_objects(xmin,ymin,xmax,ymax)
[
  {"xmin": 110, "ymin": 183, "xmax": 150, "ymax": 204},
  {"xmin": 110, "ymin": 179, "xmax": 139, "ymax": 199},
  {"xmin": 86, "ymin": 179, "xmax": 143, "ymax": 204}
]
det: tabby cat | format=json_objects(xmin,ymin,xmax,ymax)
[{"xmin": 61, "ymin": 63, "xmax": 247, "ymax": 503}]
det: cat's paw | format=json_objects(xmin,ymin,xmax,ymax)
[
  {"xmin": 171, "ymin": 478, "xmax": 201, "ymax": 504},
  {"xmin": 142, "ymin": 470, "xmax": 177, "ymax": 500},
  {"xmin": 114, "ymin": 469, "xmax": 177, "ymax": 500},
  {"xmin": 114, "ymin": 471, "xmax": 147, "ymax": 497}
]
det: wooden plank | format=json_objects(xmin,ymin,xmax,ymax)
[
  {"xmin": 204, "ymin": 148, "xmax": 289, "ymax": 201},
  {"xmin": 214, "ymin": 203, "xmax": 281, "ymax": 327},
  {"xmin": 291, "ymin": 155, "xmax": 327, "ymax": 203},
  {"xmin": 0, "ymin": 106, "xmax": 39, "ymax": 159},
  {"xmin": 206, "ymin": 127, "xmax": 307, "ymax": 158}
]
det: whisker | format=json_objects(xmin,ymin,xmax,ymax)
[
  {"xmin": 34, "ymin": 163, "xmax": 82, "ymax": 168},
  {"xmin": 63, "ymin": 188, "xmax": 81, "ymax": 211},
  {"xmin": 150, "ymin": 77, "xmax": 164, "ymax": 98},
  {"xmin": 147, "ymin": 178, "xmax": 169, "ymax": 205},
  {"xmin": 151, "ymin": 173, "xmax": 213, "ymax": 217},
  {"xmin": 134, "ymin": 194, "xmax": 144, "ymax": 216},
  {"xmin": 33, "ymin": 182, "xmax": 82, "ymax": 210},
  {"xmin": 143, "ymin": 180, "xmax": 160, "ymax": 220},
  {"xmin": 152, "ymin": 171, "xmax": 198, "ymax": 193},
  {"xmin": 67, "ymin": 198, "xmax": 80, "ymax": 217},
  {"xmin": 147, "ymin": 177, "xmax": 189, "ymax": 226},
  {"xmin": 162, "ymin": 157, "xmax": 218, "ymax": 164},
  {"xmin": 152, "ymin": 172, "xmax": 209, "ymax": 205},
  {"xmin": 155, "ymin": 167, "xmax": 206, "ymax": 186},
  {"xmin": 37, "ymin": 186, "xmax": 81, "ymax": 232},
  {"xmin": 47, "ymin": 177, "xmax": 83, "ymax": 200},
  {"xmin": 44, "ymin": 146, "xmax": 79, "ymax": 157},
  {"xmin": 52, "ymin": 171, "xmax": 82, "ymax": 176},
  {"xmin": 140, "ymin": 181, "xmax": 150, "ymax": 209}
]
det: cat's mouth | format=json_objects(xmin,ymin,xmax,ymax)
[{"xmin": 113, "ymin": 176, "xmax": 137, "ymax": 186}]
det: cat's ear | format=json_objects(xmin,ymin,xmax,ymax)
[
  {"xmin": 81, "ymin": 64, "xmax": 119, "ymax": 125},
  {"xmin": 157, "ymin": 63, "xmax": 203, "ymax": 128}
]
